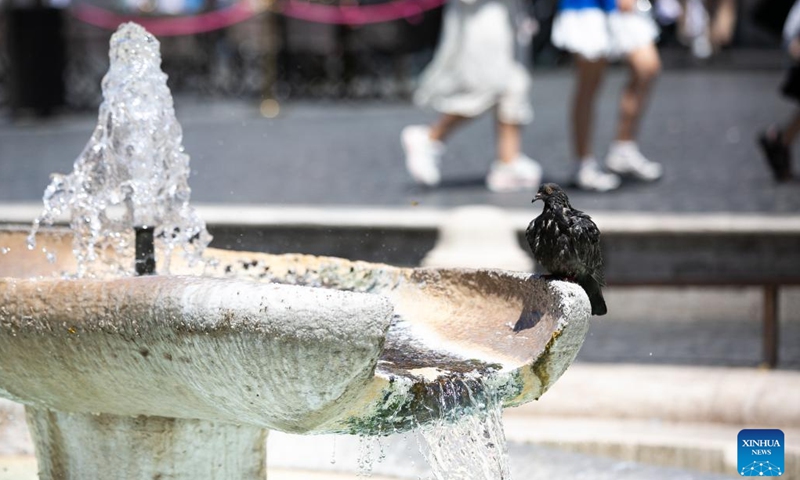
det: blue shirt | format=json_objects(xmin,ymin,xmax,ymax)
[{"xmin": 558, "ymin": 0, "xmax": 617, "ymax": 12}]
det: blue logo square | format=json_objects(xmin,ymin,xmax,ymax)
[{"xmin": 738, "ymin": 429, "xmax": 784, "ymax": 476}]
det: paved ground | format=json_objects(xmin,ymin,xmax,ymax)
[
  {"xmin": 0, "ymin": 443, "xmax": 740, "ymax": 480},
  {"xmin": 266, "ymin": 431, "xmax": 741, "ymax": 479},
  {"xmin": 1, "ymin": 68, "xmax": 798, "ymax": 212}
]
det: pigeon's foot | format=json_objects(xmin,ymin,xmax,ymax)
[{"xmin": 541, "ymin": 274, "xmax": 577, "ymax": 282}]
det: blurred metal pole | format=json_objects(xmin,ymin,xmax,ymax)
[
  {"xmin": 135, "ymin": 226, "xmax": 156, "ymax": 276},
  {"xmin": 336, "ymin": 25, "xmax": 354, "ymax": 98},
  {"xmin": 262, "ymin": 3, "xmax": 278, "ymax": 101},
  {"xmin": 762, "ymin": 284, "xmax": 779, "ymax": 369}
]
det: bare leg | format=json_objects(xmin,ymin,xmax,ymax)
[
  {"xmin": 570, "ymin": 56, "xmax": 623, "ymax": 190},
  {"xmin": 486, "ymin": 116, "xmax": 540, "ymax": 192},
  {"xmin": 676, "ymin": 0, "xmax": 689, "ymax": 42},
  {"xmin": 709, "ymin": 0, "xmax": 736, "ymax": 49},
  {"xmin": 572, "ymin": 55, "xmax": 608, "ymax": 160},
  {"xmin": 616, "ymin": 43, "xmax": 661, "ymax": 142},
  {"xmin": 496, "ymin": 120, "xmax": 522, "ymax": 164},
  {"xmin": 429, "ymin": 114, "xmax": 471, "ymax": 143}
]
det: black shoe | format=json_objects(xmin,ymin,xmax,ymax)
[{"xmin": 758, "ymin": 130, "xmax": 792, "ymax": 182}]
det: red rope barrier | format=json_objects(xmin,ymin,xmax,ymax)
[
  {"xmin": 71, "ymin": 0, "xmax": 444, "ymax": 34},
  {"xmin": 72, "ymin": 1, "xmax": 257, "ymax": 35},
  {"xmin": 277, "ymin": 0, "xmax": 443, "ymax": 25}
]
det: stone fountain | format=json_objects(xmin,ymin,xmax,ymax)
[{"xmin": 0, "ymin": 24, "xmax": 590, "ymax": 479}]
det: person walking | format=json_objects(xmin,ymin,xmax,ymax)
[
  {"xmin": 401, "ymin": 0, "xmax": 541, "ymax": 192},
  {"xmin": 552, "ymin": 0, "xmax": 663, "ymax": 191},
  {"xmin": 758, "ymin": 0, "xmax": 800, "ymax": 182}
]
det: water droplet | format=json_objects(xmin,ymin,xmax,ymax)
[{"xmin": 0, "ymin": 247, "xmax": 9, "ymax": 254}]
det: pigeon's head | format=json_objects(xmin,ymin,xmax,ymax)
[{"xmin": 532, "ymin": 183, "xmax": 570, "ymax": 207}]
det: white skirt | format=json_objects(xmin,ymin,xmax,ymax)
[
  {"xmin": 414, "ymin": 0, "xmax": 534, "ymax": 124},
  {"xmin": 552, "ymin": 8, "xmax": 659, "ymax": 60}
]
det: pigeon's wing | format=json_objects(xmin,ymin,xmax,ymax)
[
  {"xmin": 527, "ymin": 214, "xmax": 550, "ymax": 262},
  {"xmin": 568, "ymin": 210, "xmax": 600, "ymax": 243},
  {"xmin": 569, "ymin": 209, "xmax": 605, "ymax": 285},
  {"xmin": 527, "ymin": 212, "xmax": 564, "ymax": 273},
  {"xmin": 525, "ymin": 217, "xmax": 539, "ymax": 251}
]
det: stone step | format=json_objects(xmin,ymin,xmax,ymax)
[
  {"xmin": 502, "ymin": 416, "xmax": 800, "ymax": 477},
  {"xmin": 0, "ymin": 457, "xmax": 404, "ymax": 480},
  {"xmin": 518, "ymin": 363, "xmax": 800, "ymax": 427},
  {"xmin": 503, "ymin": 363, "xmax": 800, "ymax": 477}
]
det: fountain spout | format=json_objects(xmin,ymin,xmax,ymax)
[{"xmin": 134, "ymin": 226, "xmax": 155, "ymax": 275}]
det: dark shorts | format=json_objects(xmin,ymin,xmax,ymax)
[{"xmin": 782, "ymin": 63, "xmax": 800, "ymax": 103}]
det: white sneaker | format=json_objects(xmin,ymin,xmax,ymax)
[
  {"xmin": 575, "ymin": 159, "xmax": 621, "ymax": 192},
  {"xmin": 691, "ymin": 34, "xmax": 713, "ymax": 59},
  {"xmin": 486, "ymin": 155, "xmax": 543, "ymax": 192},
  {"xmin": 605, "ymin": 141, "xmax": 663, "ymax": 181},
  {"xmin": 401, "ymin": 125, "xmax": 444, "ymax": 186}
]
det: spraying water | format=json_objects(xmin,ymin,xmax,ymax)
[{"xmin": 27, "ymin": 22, "xmax": 210, "ymax": 276}]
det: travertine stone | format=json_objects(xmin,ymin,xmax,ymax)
[
  {"xmin": 27, "ymin": 408, "xmax": 267, "ymax": 480},
  {"xmin": 0, "ymin": 225, "xmax": 591, "ymax": 476},
  {"xmin": 0, "ymin": 226, "xmax": 590, "ymax": 433},
  {"xmin": 0, "ymin": 275, "xmax": 394, "ymax": 433}
]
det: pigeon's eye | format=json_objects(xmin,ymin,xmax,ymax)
[{"xmin": 544, "ymin": 185, "xmax": 553, "ymax": 195}]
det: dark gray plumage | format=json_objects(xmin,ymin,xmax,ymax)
[{"xmin": 526, "ymin": 183, "xmax": 607, "ymax": 316}]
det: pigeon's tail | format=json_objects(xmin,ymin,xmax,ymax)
[{"xmin": 578, "ymin": 276, "xmax": 607, "ymax": 316}]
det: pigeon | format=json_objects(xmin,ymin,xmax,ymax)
[{"xmin": 526, "ymin": 183, "xmax": 607, "ymax": 316}]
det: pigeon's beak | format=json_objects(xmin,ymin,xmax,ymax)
[{"xmin": 532, "ymin": 193, "xmax": 542, "ymax": 203}]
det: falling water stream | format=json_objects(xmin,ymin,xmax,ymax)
[
  {"xmin": 417, "ymin": 400, "xmax": 510, "ymax": 479},
  {"xmin": 355, "ymin": 372, "xmax": 512, "ymax": 479}
]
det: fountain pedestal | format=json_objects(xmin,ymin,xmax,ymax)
[{"xmin": 28, "ymin": 410, "xmax": 268, "ymax": 479}]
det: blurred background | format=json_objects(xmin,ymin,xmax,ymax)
[
  {"xmin": 0, "ymin": 0, "xmax": 799, "ymax": 478},
  {"xmin": 0, "ymin": 0, "xmax": 788, "ymax": 109}
]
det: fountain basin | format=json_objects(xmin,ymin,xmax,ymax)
[
  {"xmin": 0, "ymin": 225, "xmax": 590, "ymax": 478},
  {"xmin": 1, "ymin": 275, "xmax": 394, "ymax": 434},
  {"xmin": 0, "ymin": 225, "xmax": 590, "ymax": 434}
]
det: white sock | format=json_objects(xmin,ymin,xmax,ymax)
[
  {"xmin": 579, "ymin": 157, "xmax": 598, "ymax": 169},
  {"xmin": 610, "ymin": 140, "xmax": 638, "ymax": 153}
]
